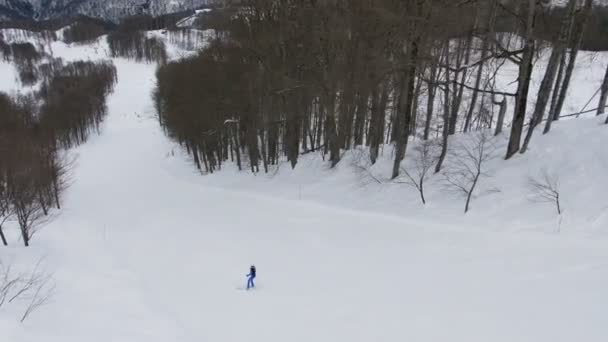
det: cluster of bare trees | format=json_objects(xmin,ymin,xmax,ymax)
[
  {"xmin": 39, "ymin": 60, "xmax": 118, "ymax": 148},
  {"xmin": 0, "ymin": 60, "xmax": 117, "ymax": 247},
  {"xmin": 0, "ymin": 41, "xmax": 44, "ymax": 85},
  {"xmin": 62, "ymin": 18, "xmax": 110, "ymax": 44},
  {"xmin": 108, "ymin": 30, "xmax": 167, "ymax": 63},
  {"xmin": 115, "ymin": 12, "xmax": 195, "ymax": 32},
  {"xmin": 154, "ymin": 0, "xmax": 604, "ymax": 179},
  {"xmin": 166, "ymin": 28, "xmax": 211, "ymax": 51},
  {"xmin": 0, "ymin": 94, "xmax": 64, "ymax": 247},
  {"xmin": 106, "ymin": 11, "xmax": 209, "ymax": 63}
]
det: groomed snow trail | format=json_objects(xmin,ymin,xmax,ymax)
[{"xmin": 3, "ymin": 59, "xmax": 608, "ymax": 342}]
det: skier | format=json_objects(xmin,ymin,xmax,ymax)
[{"xmin": 246, "ymin": 265, "xmax": 256, "ymax": 290}]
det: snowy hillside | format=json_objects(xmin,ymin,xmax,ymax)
[
  {"xmin": 0, "ymin": 0, "xmax": 213, "ymax": 21},
  {"xmin": 1, "ymin": 26, "xmax": 608, "ymax": 342},
  {"xmin": 551, "ymin": 0, "xmax": 608, "ymax": 6}
]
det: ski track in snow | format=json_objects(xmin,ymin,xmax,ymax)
[{"xmin": 0, "ymin": 36, "xmax": 607, "ymax": 342}]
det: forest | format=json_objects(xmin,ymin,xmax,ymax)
[
  {"xmin": 0, "ymin": 10, "xmax": 207, "ymax": 248},
  {"xmin": 154, "ymin": 0, "xmax": 608, "ymax": 181},
  {"xmin": 0, "ymin": 36, "xmax": 117, "ymax": 246}
]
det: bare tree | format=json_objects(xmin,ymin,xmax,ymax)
[
  {"xmin": 443, "ymin": 131, "xmax": 497, "ymax": 213},
  {"xmin": 528, "ymin": 169, "xmax": 562, "ymax": 215},
  {"xmin": 20, "ymin": 275, "xmax": 54, "ymax": 323},
  {"xmin": 351, "ymin": 148, "xmax": 383, "ymax": 186},
  {"xmin": 398, "ymin": 140, "xmax": 437, "ymax": 204},
  {"xmin": 10, "ymin": 176, "xmax": 48, "ymax": 247},
  {"xmin": 0, "ymin": 259, "xmax": 54, "ymax": 322}
]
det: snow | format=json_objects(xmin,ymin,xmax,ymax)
[
  {"xmin": 0, "ymin": 60, "xmax": 18, "ymax": 93},
  {"xmin": 0, "ymin": 29, "xmax": 608, "ymax": 342},
  {"xmin": 550, "ymin": 0, "xmax": 608, "ymax": 7},
  {"xmin": 175, "ymin": 9, "xmax": 214, "ymax": 28}
]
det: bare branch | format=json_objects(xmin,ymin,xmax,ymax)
[
  {"xmin": 528, "ymin": 169, "xmax": 562, "ymax": 215},
  {"xmin": 351, "ymin": 149, "xmax": 382, "ymax": 185},
  {"xmin": 442, "ymin": 131, "xmax": 498, "ymax": 213},
  {"xmin": 396, "ymin": 140, "xmax": 438, "ymax": 204},
  {"xmin": 20, "ymin": 275, "xmax": 54, "ymax": 323}
]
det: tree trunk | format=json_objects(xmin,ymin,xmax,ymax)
[
  {"xmin": 369, "ymin": 82, "xmax": 387, "ymax": 164},
  {"xmin": 39, "ymin": 192, "xmax": 48, "ymax": 216},
  {"xmin": 464, "ymin": 172, "xmax": 481, "ymax": 213},
  {"xmin": 200, "ymin": 142, "xmax": 209, "ymax": 173},
  {"xmin": 20, "ymin": 224, "xmax": 29, "ymax": 247},
  {"xmin": 192, "ymin": 143, "xmax": 202, "ymax": 170},
  {"xmin": 391, "ymin": 0, "xmax": 427, "ymax": 179},
  {"xmin": 520, "ymin": 47, "xmax": 562, "ymax": 153},
  {"xmin": 52, "ymin": 174, "xmax": 61, "ymax": 210},
  {"xmin": 464, "ymin": 0, "xmax": 497, "ymax": 133},
  {"xmin": 392, "ymin": 50, "xmax": 419, "ymax": 179},
  {"xmin": 411, "ymin": 76, "xmax": 423, "ymax": 137},
  {"xmin": 337, "ymin": 84, "xmax": 355, "ymax": 150},
  {"xmin": 544, "ymin": 0, "xmax": 577, "ymax": 134},
  {"xmin": 553, "ymin": 0, "xmax": 593, "ymax": 120},
  {"xmin": 448, "ymin": 39, "xmax": 469, "ymax": 135},
  {"xmin": 493, "ymin": 95, "xmax": 507, "ymax": 136},
  {"xmin": 436, "ymin": 50, "xmax": 451, "ymax": 173},
  {"xmin": 325, "ymin": 92, "xmax": 340, "ymax": 167},
  {"xmin": 259, "ymin": 132, "xmax": 269, "ymax": 173},
  {"xmin": 0, "ymin": 225, "xmax": 7, "ymax": 246},
  {"xmin": 506, "ymin": 0, "xmax": 536, "ymax": 159},
  {"xmin": 231, "ymin": 125, "xmax": 242, "ymax": 171},
  {"xmin": 353, "ymin": 89, "xmax": 368, "ymax": 146},
  {"xmin": 544, "ymin": 51, "xmax": 567, "ymax": 134},
  {"xmin": 464, "ymin": 43, "xmax": 487, "ymax": 133},
  {"xmin": 598, "ymin": 64, "xmax": 608, "ymax": 116},
  {"xmin": 424, "ymin": 63, "xmax": 437, "ymax": 140}
]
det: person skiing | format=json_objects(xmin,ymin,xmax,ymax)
[{"xmin": 246, "ymin": 265, "xmax": 256, "ymax": 290}]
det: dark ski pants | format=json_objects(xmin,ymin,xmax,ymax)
[{"xmin": 247, "ymin": 276, "xmax": 255, "ymax": 289}]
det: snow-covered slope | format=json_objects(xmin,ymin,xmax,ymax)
[
  {"xmin": 0, "ymin": 30, "xmax": 608, "ymax": 342},
  {"xmin": 551, "ymin": 0, "xmax": 608, "ymax": 7}
]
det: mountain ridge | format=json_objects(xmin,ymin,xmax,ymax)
[{"xmin": 0, "ymin": 0, "xmax": 213, "ymax": 22}]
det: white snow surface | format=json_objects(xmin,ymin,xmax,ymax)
[{"xmin": 0, "ymin": 31, "xmax": 608, "ymax": 342}]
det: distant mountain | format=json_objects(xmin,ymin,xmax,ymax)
[{"xmin": 0, "ymin": 0, "xmax": 214, "ymax": 22}]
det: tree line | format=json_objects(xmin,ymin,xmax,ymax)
[
  {"xmin": 0, "ymin": 11, "xmax": 194, "ymax": 48},
  {"xmin": 107, "ymin": 29, "xmax": 167, "ymax": 64},
  {"xmin": 154, "ymin": 0, "xmax": 606, "ymax": 179},
  {"xmin": 106, "ymin": 13, "xmax": 183, "ymax": 63},
  {"xmin": 0, "ymin": 35, "xmax": 44, "ymax": 86},
  {"xmin": 62, "ymin": 17, "xmax": 113, "ymax": 44},
  {"xmin": 0, "ymin": 60, "xmax": 117, "ymax": 247}
]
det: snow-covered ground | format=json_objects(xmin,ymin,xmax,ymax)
[{"xmin": 1, "ymin": 30, "xmax": 608, "ymax": 342}]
